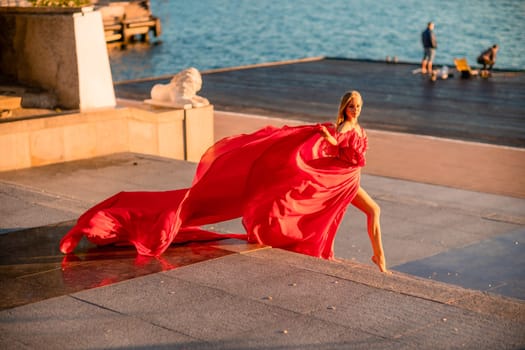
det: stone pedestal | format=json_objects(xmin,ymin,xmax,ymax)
[
  {"xmin": 119, "ymin": 99, "xmax": 214, "ymax": 163},
  {"xmin": 184, "ymin": 104, "xmax": 214, "ymax": 162}
]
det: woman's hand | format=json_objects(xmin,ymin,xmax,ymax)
[
  {"xmin": 319, "ymin": 125, "xmax": 330, "ymax": 137},
  {"xmin": 319, "ymin": 125, "xmax": 338, "ymax": 146}
]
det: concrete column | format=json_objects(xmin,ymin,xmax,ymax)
[{"xmin": 73, "ymin": 10, "xmax": 116, "ymax": 110}]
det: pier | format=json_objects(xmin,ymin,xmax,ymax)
[
  {"xmin": 97, "ymin": 0, "xmax": 161, "ymax": 45},
  {"xmin": 116, "ymin": 57, "xmax": 525, "ymax": 148}
]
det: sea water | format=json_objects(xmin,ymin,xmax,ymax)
[{"xmin": 108, "ymin": 0, "xmax": 524, "ymax": 82}]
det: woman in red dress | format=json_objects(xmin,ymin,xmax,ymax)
[
  {"xmin": 60, "ymin": 90, "xmax": 389, "ymax": 273},
  {"xmin": 318, "ymin": 90, "xmax": 387, "ymax": 272}
]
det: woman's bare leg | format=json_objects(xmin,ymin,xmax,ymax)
[{"xmin": 351, "ymin": 186, "xmax": 390, "ymax": 273}]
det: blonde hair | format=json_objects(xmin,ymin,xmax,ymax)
[{"xmin": 336, "ymin": 90, "xmax": 362, "ymax": 126}]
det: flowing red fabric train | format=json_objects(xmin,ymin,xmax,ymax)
[{"xmin": 59, "ymin": 123, "xmax": 367, "ymax": 259}]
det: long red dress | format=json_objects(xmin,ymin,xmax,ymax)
[{"xmin": 59, "ymin": 123, "xmax": 367, "ymax": 260}]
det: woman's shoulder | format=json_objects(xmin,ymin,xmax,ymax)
[
  {"xmin": 338, "ymin": 124, "xmax": 366, "ymax": 137},
  {"xmin": 337, "ymin": 126, "xmax": 367, "ymax": 149},
  {"xmin": 358, "ymin": 125, "xmax": 366, "ymax": 138}
]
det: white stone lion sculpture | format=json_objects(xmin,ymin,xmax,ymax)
[{"xmin": 148, "ymin": 67, "xmax": 209, "ymax": 109}]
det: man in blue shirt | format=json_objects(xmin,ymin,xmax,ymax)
[{"xmin": 421, "ymin": 22, "xmax": 437, "ymax": 74}]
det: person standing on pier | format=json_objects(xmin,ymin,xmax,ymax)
[{"xmin": 421, "ymin": 22, "xmax": 437, "ymax": 74}]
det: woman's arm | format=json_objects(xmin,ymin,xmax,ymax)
[
  {"xmin": 351, "ymin": 186, "xmax": 390, "ymax": 273},
  {"xmin": 320, "ymin": 125, "xmax": 338, "ymax": 146}
]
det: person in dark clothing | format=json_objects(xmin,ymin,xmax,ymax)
[
  {"xmin": 421, "ymin": 22, "xmax": 437, "ymax": 74},
  {"xmin": 477, "ymin": 44, "xmax": 499, "ymax": 71}
]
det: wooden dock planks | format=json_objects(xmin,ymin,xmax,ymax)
[{"xmin": 114, "ymin": 57, "xmax": 525, "ymax": 148}]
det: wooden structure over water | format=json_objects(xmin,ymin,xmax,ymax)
[
  {"xmin": 95, "ymin": 0, "xmax": 161, "ymax": 45},
  {"xmin": 115, "ymin": 57, "xmax": 525, "ymax": 148}
]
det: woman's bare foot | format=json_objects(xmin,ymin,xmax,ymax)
[{"xmin": 372, "ymin": 255, "xmax": 391, "ymax": 274}]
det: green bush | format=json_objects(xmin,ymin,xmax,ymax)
[{"xmin": 28, "ymin": 0, "xmax": 91, "ymax": 7}]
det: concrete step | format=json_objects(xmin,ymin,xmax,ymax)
[
  {"xmin": 1, "ymin": 232, "xmax": 524, "ymax": 349},
  {"xmin": 0, "ymin": 95, "xmax": 21, "ymax": 110}
]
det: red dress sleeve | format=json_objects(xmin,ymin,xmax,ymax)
[{"xmin": 242, "ymin": 126, "xmax": 368, "ymax": 259}]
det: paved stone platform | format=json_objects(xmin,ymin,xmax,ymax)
[
  {"xmin": 1, "ymin": 150, "xmax": 524, "ymax": 349},
  {"xmin": 1, "ymin": 59, "xmax": 524, "ymax": 347},
  {"xmin": 1, "ymin": 241, "xmax": 524, "ymax": 349}
]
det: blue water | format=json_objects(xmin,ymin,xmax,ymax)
[{"xmin": 108, "ymin": 0, "xmax": 525, "ymax": 82}]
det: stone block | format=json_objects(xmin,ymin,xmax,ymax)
[
  {"xmin": 128, "ymin": 118, "xmax": 158, "ymax": 155},
  {"xmin": 157, "ymin": 120, "xmax": 184, "ymax": 159},
  {"xmin": 20, "ymin": 92, "xmax": 58, "ymax": 109},
  {"xmin": 0, "ymin": 95, "xmax": 21, "ymax": 110},
  {"xmin": 0, "ymin": 132, "xmax": 31, "ymax": 171},
  {"xmin": 120, "ymin": 102, "xmax": 187, "ymax": 161},
  {"xmin": 94, "ymin": 118, "xmax": 128, "ymax": 155},
  {"xmin": 184, "ymin": 104, "xmax": 214, "ymax": 162},
  {"xmin": 63, "ymin": 123, "xmax": 98, "ymax": 160},
  {"xmin": 29, "ymin": 127, "xmax": 65, "ymax": 166}
]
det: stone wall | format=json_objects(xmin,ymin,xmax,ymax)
[{"xmin": 0, "ymin": 104, "xmax": 215, "ymax": 171}]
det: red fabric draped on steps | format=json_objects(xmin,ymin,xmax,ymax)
[{"xmin": 60, "ymin": 123, "xmax": 367, "ymax": 260}]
